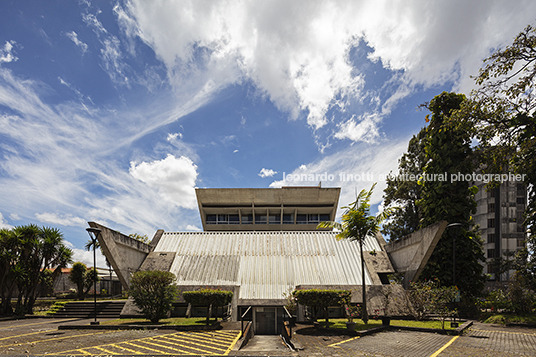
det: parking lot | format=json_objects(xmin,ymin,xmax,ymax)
[
  {"xmin": 0, "ymin": 318, "xmax": 535, "ymax": 356},
  {"xmin": 0, "ymin": 318, "xmax": 240, "ymax": 355}
]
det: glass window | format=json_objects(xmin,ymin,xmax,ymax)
[
  {"xmin": 487, "ymin": 233, "xmax": 495, "ymax": 243},
  {"xmin": 487, "ymin": 249, "xmax": 495, "ymax": 259},
  {"xmin": 268, "ymin": 214, "xmax": 281, "ymax": 224},
  {"xmin": 296, "ymin": 214, "xmax": 307, "ymax": 224},
  {"xmin": 283, "ymin": 214, "xmax": 294, "ymax": 224},
  {"xmin": 319, "ymin": 214, "xmax": 330, "ymax": 222},
  {"xmin": 228, "ymin": 214, "xmax": 239, "ymax": 223},
  {"xmin": 241, "ymin": 214, "xmax": 253, "ymax": 224},
  {"xmin": 307, "ymin": 214, "xmax": 319, "ymax": 224},
  {"xmin": 488, "ymin": 218, "xmax": 495, "ymax": 228},
  {"xmin": 487, "ymin": 264, "xmax": 496, "ymax": 275},
  {"xmin": 255, "ymin": 214, "xmax": 267, "ymax": 224},
  {"xmin": 206, "ymin": 214, "xmax": 217, "ymax": 224}
]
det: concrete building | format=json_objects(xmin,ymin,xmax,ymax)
[
  {"xmin": 90, "ymin": 186, "xmax": 446, "ymax": 334},
  {"xmin": 474, "ymin": 180, "xmax": 528, "ymax": 281},
  {"xmin": 196, "ymin": 187, "xmax": 339, "ymax": 231}
]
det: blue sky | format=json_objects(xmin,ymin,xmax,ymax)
[{"xmin": 1, "ymin": 0, "xmax": 535, "ymax": 266}]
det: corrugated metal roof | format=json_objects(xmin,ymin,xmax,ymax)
[{"xmin": 156, "ymin": 231, "xmax": 382, "ymax": 300}]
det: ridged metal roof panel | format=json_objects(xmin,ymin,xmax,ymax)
[{"xmin": 158, "ymin": 231, "xmax": 382, "ymax": 300}]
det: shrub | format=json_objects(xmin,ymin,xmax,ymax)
[
  {"xmin": 293, "ymin": 289, "xmax": 351, "ymax": 327},
  {"xmin": 182, "ymin": 289, "xmax": 233, "ymax": 325},
  {"xmin": 129, "ymin": 270, "xmax": 177, "ymax": 323},
  {"xmin": 407, "ymin": 280, "xmax": 457, "ymax": 328}
]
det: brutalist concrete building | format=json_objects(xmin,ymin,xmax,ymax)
[{"xmin": 89, "ymin": 186, "xmax": 446, "ymax": 334}]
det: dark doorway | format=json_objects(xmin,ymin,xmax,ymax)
[{"xmin": 255, "ymin": 307, "xmax": 276, "ymax": 335}]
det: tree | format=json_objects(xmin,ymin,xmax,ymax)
[
  {"xmin": 382, "ymin": 127, "xmax": 428, "ymax": 241},
  {"xmin": 129, "ymin": 270, "xmax": 177, "ymax": 323},
  {"xmin": 69, "ymin": 262, "xmax": 99, "ymax": 300},
  {"xmin": 318, "ymin": 183, "xmax": 396, "ymax": 323},
  {"xmin": 69, "ymin": 262, "xmax": 87, "ymax": 300},
  {"xmin": 128, "ymin": 233, "xmax": 150, "ymax": 244},
  {"xmin": 468, "ymin": 24, "xmax": 536, "ymax": 289},
  {"xmin": 418, "ymin": 92, "xmax": 486, "ymax": 299},
  {"xmin": 0, "ymin": 225, "xmax": 72, "ymax": 315}
]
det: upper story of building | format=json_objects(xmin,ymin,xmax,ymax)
[{"xmin": 195, "ymin": 186, "xmax": 340, "ymax": 231}]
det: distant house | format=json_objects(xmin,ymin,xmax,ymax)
[{"xmin": 51, "ymin": 267, "xmax": 122, "ymax": 297}]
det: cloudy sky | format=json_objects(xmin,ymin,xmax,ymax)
[{"xmin": 1, "ymin": 0, "xmax": 534, "ymax": 266}]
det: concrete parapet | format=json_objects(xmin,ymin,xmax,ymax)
[
  {"xmin": 88, "ymin": 222, "xmax": 152, "ymax": 290},
  {"xmin": 384, "ymin": 221, "xmax": 447, "ymax": 288}
]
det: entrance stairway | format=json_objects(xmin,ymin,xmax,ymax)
[{"xmin": 52, "ymin": 300, "xmax": 126, "ymax": 318}]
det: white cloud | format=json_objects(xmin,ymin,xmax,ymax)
[
  {"xmin": 66, "ymin": 31, "xmax": 89, "ymax": 53},
  {"xmin": 270, "ymin": 137, "xmax": 410, "ymax": 217},
  {"xmin": 129, "ymin": 154, "xmax": 198, "ymax": 209},
  {"xmin": 167, "ymin": 132, "xmax": 182, "ymax": 141},
  {"xmin": 0, "ymin": 64, "xmax": 207, "ymax": 244},
  {"xmin": 335, "ymin": 113, "xmax": 381, "ymax": 144},
  {"xmin": 185, "ymin": 224, "xmax": 202, "ymax": 232},
  {"xmin": 0, "ymin": 212, "xmax": 13, "ymax": 229},
  {"xmin": 35, "ymin": 212, "xmax": 87, "ymax": 227},
  {"xmin": 65, "ymin": 240, "xmax": 108, "ymax": 268},
  {"xmin": 9, "ymin": 213, "xmax": 20, "ymax": 221},
  {"xmin": 258, "ymin": 168, "xmax": 277, "ymax": 178},
  {"xmin": 120, "ymin": 0, "xmax": 536, "ymax": 138},
  {"xmin": 0, "ymin": 41, "xmax": 17, "ymax": 64}
]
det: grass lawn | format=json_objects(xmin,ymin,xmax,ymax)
[
  {"xmin": 482, "ymin": 313, "xmax": 536, "ymax": 325},
  {"xmin": 102, "ymin": 317, "xmax": 218, "ymax": 326},
  {"xmin": 316, "ymin": 318, "xmax": 456, "ymax": 331}
]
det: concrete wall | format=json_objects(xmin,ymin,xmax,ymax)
[
  {"xmin": 88, "ymin": 222, "xmax": 152, "ymax": 290},
  {"xmin": 384, "ymin": 221, "xmax": 447, "ymax": 288}
]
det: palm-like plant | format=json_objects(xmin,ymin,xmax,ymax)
[{"xmin": 318, "ymin": 183, "xmax": 396, "ymax": 323}]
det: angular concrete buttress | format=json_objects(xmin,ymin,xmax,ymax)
[
  {"xmin": 87, "ymin": 222, "xmax": 155, "ymax": 289},
  {"xmin": 384, "ymin": 221, "xmax": 447, "ymax": 289}
]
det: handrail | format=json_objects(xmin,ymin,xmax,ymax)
[
  {"xmin": 241, "ymin": 306, "xmax": 252, "ymax": 319},
  {"xmin": 240, "ymin": 306, "xmax": 252, "ymax": 338},
  {"xmin": 281, "ymin": 306, "xmax": 293, "ymax": 342}
]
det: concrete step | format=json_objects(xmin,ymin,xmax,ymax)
[{"xmin": 53, "ymin": 301, "xmax": 126, "ymax": 318}]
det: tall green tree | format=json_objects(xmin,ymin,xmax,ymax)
[
  {"xmin": 382, "ymin": 127, "xmax": 428, "ymax": 241},
  {"xmin": 318, "ymin": 183, "xmax": 396, "ymax": 323},
  {"xmin": 468, "ymin": 24, "xmax": 536, "ymax": 289},
  {"xmin": 418, "ymin": 92, "xmax": 486, "ymax": 298}
]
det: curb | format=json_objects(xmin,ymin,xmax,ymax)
[
  {"xmin": 58, "ymin": 323, "xmax": 222, "ymax": 331},
  {"xmin": 388, "ymin": 320, "xmax": 472, "ymax": 335}
]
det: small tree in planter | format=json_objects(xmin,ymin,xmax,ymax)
[
  {"xmin": 129, "ymin": 270, "xmax": 177, "ymax": 323},
  {"xmin": 182, "ymin": 289, "xmax": 233, "ymax": 325}
]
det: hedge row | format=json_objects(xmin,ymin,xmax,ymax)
[{"xmin": 182, "ymin": 289, "xmax": 233, "ymax": 306}]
